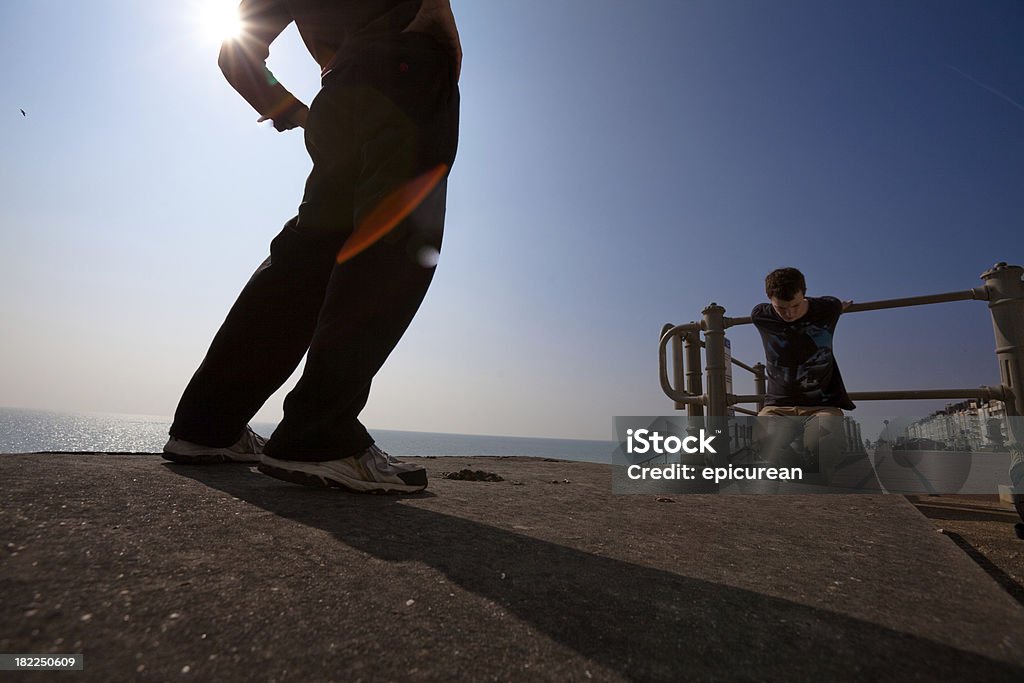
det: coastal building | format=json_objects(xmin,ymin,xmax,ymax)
[{"xmin": 906, "ymin": 399, "xmax": 1008, "ymax": 451}]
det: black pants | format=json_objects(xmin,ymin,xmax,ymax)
[{"xmin": 170, "ymin": 33, "xmax": 459, "ymax": 461}]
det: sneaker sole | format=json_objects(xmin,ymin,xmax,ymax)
[
  {"xmin": 257, "ymin": 459, "xmax": 426, "ymax": 494},
  {"xmin": 162, "ymin": 451, "xmax": 261, "ymax": 465}
]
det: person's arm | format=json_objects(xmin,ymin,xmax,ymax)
[
  {"xmin": 402, "ymin": 0, "xmax": 462, "ymax": 80},
  {"xmin": 820, "ymin": 296, "xmax": 851, "ymax": 314},
  {"xmin": 218, "ymin": 0, "xmax": 308, "ymax": 131}
]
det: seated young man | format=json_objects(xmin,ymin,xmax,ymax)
[{"xmin": 751, "ymin": 268, "xmax": 854, "ymax": 476}]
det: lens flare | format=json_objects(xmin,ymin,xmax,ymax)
[
  {"xmin": 197, "ymin": 1, "xmax": 243, "ymax": 44},
  {"xmin": 416, "ymin": 246, "xmax": 441, "ymax": 268},
  {"xmin": 337, "ymin": 164, "xmax": 447, "ymax": 264}
]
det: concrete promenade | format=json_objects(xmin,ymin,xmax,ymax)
[{"xmin": 2, "ymin": 453, "xmax": 1024, "ymax": 681}]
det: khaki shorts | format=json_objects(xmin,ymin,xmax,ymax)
[
  {"xmin": 758, "ymin": 406, "xmax": 844, "ymax": 417},
  {"xmin": 754, "ymin": 406, "xmax": 846, "ymax": 480}
]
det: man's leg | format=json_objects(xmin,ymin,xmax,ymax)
[
  {"xmin": 755, "ymin": 406, "xmax": 802, "ymax": 467},
  {"xmin": 802, "ymin": 407, "xmax": 845, "ymax": 483},
  {"xmin": 168, "ymin": 221, "xmax": 340, "ymax": 449},
  {"xmin": 263, "ymin": 182, "xmax": 449, "ymax": 461},
  {"xmin": 168, "ymin": 62, "xmax": 363, "ymax": 452},
  {"xmin": 261, "ymin": 35, "xmax": 459, "ymax": 480}
]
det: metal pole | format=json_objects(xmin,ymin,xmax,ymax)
[
  {"xmin": 662, "ymin": 323, "xmax": 685, "ymax": 411},
  {"xmin": 672, "ymin": 329, "xmax": 684, "ymax": 411},
  {"xmin": 846, "ymin": 388, "xmax": 1006, "ymax": 401},
  {"xmin": 981, "ymin": 263, "xmax": 1024, "ymax": 417},
  {"xmin": 729, "ymin": 357, "xmax": 760, "ymax": 374},
  {"xmin": 703, "ymin": 303, "xmax": 728, "ymax": 417},
  {"xmin": 753, "ymin": 362, "xmax": 766, "ymax": 413},
  {"xmin": 659, "ymin": 323, "xmax": 703, "ymax": 405},
  {"xmin": 729, "ymin": 387, "xmax": 1003, "ymax": 405},
  {"xmin": 980, "ymin": 263, "xmax": 1024, "ymax": 499},
  {"xmin": 724, "ymin": 287, "xmax": 989, "ymax": 328},
  {"xmin": 684, "ymin": 330, "xmax": 704, "ymax": 418}
]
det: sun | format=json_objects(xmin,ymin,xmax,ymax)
[{"xmin": 196, "ymin": 0, "xmax": 243, "ymax": 44}]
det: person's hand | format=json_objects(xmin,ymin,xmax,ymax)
[
  {"xmin": 289, "ymin": 107, "xmax": 308, "ymax": 129},
  {"xmin": 257, "ymin": 105, "xmax": 308, "ymax": 131},
  {"xmin": 403, "ymin": 0, "xmax": 461, "ymax": 81}
]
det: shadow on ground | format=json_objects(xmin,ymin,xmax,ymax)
[{"xmin": 166, "ymin": 463, "xmax": 1024, "ymax": 682}]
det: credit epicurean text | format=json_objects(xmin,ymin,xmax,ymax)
[{"xmin": 626, "ymin": 464, "xmax": 804, "ymax": 483}]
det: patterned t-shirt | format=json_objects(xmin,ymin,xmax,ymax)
[{"xmin": 751, "ymin": 296, "xmax": 855, "ymax": 410}]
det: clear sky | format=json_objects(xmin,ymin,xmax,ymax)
[{"xmin": 1, "ymin": 1, "xmax": 1021, "ymax": 440}]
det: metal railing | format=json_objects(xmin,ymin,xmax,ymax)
[{"xmin": 658, "ymin": 263, "xmax": 1024, "ymax": 430}]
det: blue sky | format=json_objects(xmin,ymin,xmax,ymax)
[{"xmin": 1, "ymin": 1, "xmax": 1021, "ymax": 440}]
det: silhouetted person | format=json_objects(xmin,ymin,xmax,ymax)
[{"xmin": 163, "ymin": 0, "xmax": 460, "ymax": 494}]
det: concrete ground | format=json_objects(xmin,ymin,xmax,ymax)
[{"xmin": 2, "ymin": 453, "xmax": 1024, "ymax": 682}]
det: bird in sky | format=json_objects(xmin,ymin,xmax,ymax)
[{"xmin": 20, "ymin": 109, "xmax": 26, "ymax": 116}]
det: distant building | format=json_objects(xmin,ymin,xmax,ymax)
[
  {"xmin": 843, "ymin": 418, "xmax": 865, "ymax": 453},
  {"xmin": 906, "ymin": 399, "xmax": 1008, "ymax": 451}
]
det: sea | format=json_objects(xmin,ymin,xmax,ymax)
[{"xmin": 0, "ymin": 407, "xmax": 614, "ymax": 463}]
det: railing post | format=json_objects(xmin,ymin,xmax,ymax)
[
  {"xmin": 753, "ymin": 362, "xmax": 766, "ymax": 413},
  {"xmin": 981, "ymin": 262, "xmax": 1024, "ymax": 493},
  {"xmin": 684, "ymin": 330, "xmax": 704, "ymax": 417},
  {"xmin": 703, "ymin": 303, "xmax": 729, "ymax": 417},
  {"xmin": 981, "ymin": 263, "xmax": 1024, "ymax": 418}
]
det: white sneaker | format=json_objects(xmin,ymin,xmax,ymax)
[
  {"xmin": 162, "ymin": 426, "xmax": 266, "ymax": 464},
  {"xmin": 258, "ymin": 445, "xmax": 427, "ymax": 493}
]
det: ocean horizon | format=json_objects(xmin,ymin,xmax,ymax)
[{"xmin": 0, "ymin": 407, "xmax": 614, "ymax": 464}]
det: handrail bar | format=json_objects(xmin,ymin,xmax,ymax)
[
  {"xmin": 848, "ymin": 388, "xmax": 1006, "ymax": 401},
  {"xmin": 729, "ymin": 386, "xmax": 1007, "ymax": 405},
  {"xmin": 667, "ymin": 334, "xmax": 763, "ymax": 377},
  {"xmin": 723, "ymin": 287, "xmax": 989, "ymax": 328},
  {"xmin": 730, "ymin": 357, "xmax": 760, "ymax": 375},
  {"xmin": 660, "ymin": 328, "xmax": 763, "ymax": 398},
  {"xmin": 658, "ymin": 322, "xmax": 703, "ymax": 403}
]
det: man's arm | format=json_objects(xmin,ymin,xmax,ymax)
[
  {"xmin": 821, "ymin": 296, "xmax": 852, "ymax": 314},
  {"xmin": 218, "ymin": 0, "xmax": 308, "ymax": 131},
  {"xmin": 403, "ymin": 0, "xmax": 461, "ymax": 80}
]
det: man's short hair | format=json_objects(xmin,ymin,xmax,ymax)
[{"xmin": 765, "ymin": 268, "xmax": 806, "ymax": 300}]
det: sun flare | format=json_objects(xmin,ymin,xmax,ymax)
[{"xmin": 196, "ymin": 0, "xmax": 243, "ymax": 44}]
